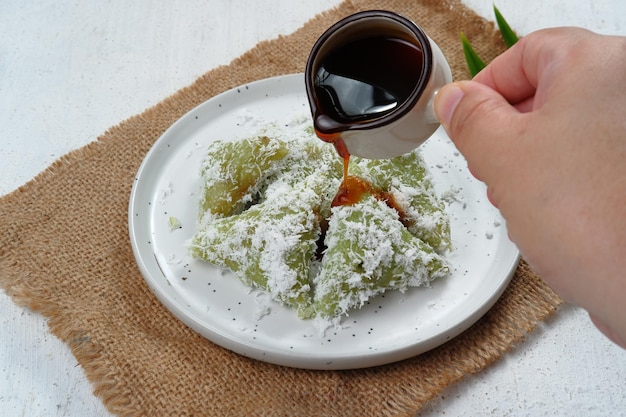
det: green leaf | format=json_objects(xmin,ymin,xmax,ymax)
[
  {"xmin": 460, "ymin": 32, "xmax": 486, "ymax": 77},
  {"xmin": 493, "ymin": 5, "xmax": 519, "ymax": 48}
]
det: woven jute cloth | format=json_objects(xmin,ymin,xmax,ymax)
[{"xmin": 0, "ymin": 0, "xmax": 562, "ymax": 416}]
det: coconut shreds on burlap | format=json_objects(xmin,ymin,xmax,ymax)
[{"xmin": 0, "ymin": 1, "xmax": 562, "ymax": 416}]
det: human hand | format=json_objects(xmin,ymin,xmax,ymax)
[{"xmin": 434, "ymin": 27, "xmax": 626, "ymax": 348}]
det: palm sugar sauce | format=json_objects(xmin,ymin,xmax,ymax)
[
  {"xmin": 309, "ymin": 35, "xmax": 423, "ymax": 257},
  {"xmin": 311, "ymin": 35, "xmax": 422, "ymax": 211}
]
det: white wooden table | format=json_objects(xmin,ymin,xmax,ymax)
[{"xmin": 1, "ymin": 1, "xmax": 624, "ymax": 416}]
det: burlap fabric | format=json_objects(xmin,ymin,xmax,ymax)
[{"xmin": 0, "ymin": 0, "xmax": 563, "ymax": 416}]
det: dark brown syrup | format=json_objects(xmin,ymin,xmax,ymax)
[
  {"xmin": 311, "ymin": 35, "xmax": 424, "ymax": 160},
  {"xmin": 311, "ymin": 35, "xmax": 422, "ymax": 257}
]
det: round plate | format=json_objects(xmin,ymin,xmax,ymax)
[{"xmin": 128, "ymin": 74, "xmax": 519, "ymax": 370}]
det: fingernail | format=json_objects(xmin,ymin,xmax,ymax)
[{"xmin": 435, "ymin": 84, "xmax": 464, "ymax": 126}]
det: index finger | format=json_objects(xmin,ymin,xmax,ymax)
[{"xmin": 473, "ymin": 28, "xmax": 579, "ymax": 106}]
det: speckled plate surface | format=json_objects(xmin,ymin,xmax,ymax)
[{"xmin": 128, "ymin": 74, "xmax": 519, "ymax": 370}]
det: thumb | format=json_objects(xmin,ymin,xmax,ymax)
[{"xmin": 434, "ymin": 81, "xmax": 524, "ymax": 180}]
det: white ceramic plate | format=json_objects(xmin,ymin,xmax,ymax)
[{"xmin": 128, "ymin": 74, "xmax": 519, "ymax": 370}]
